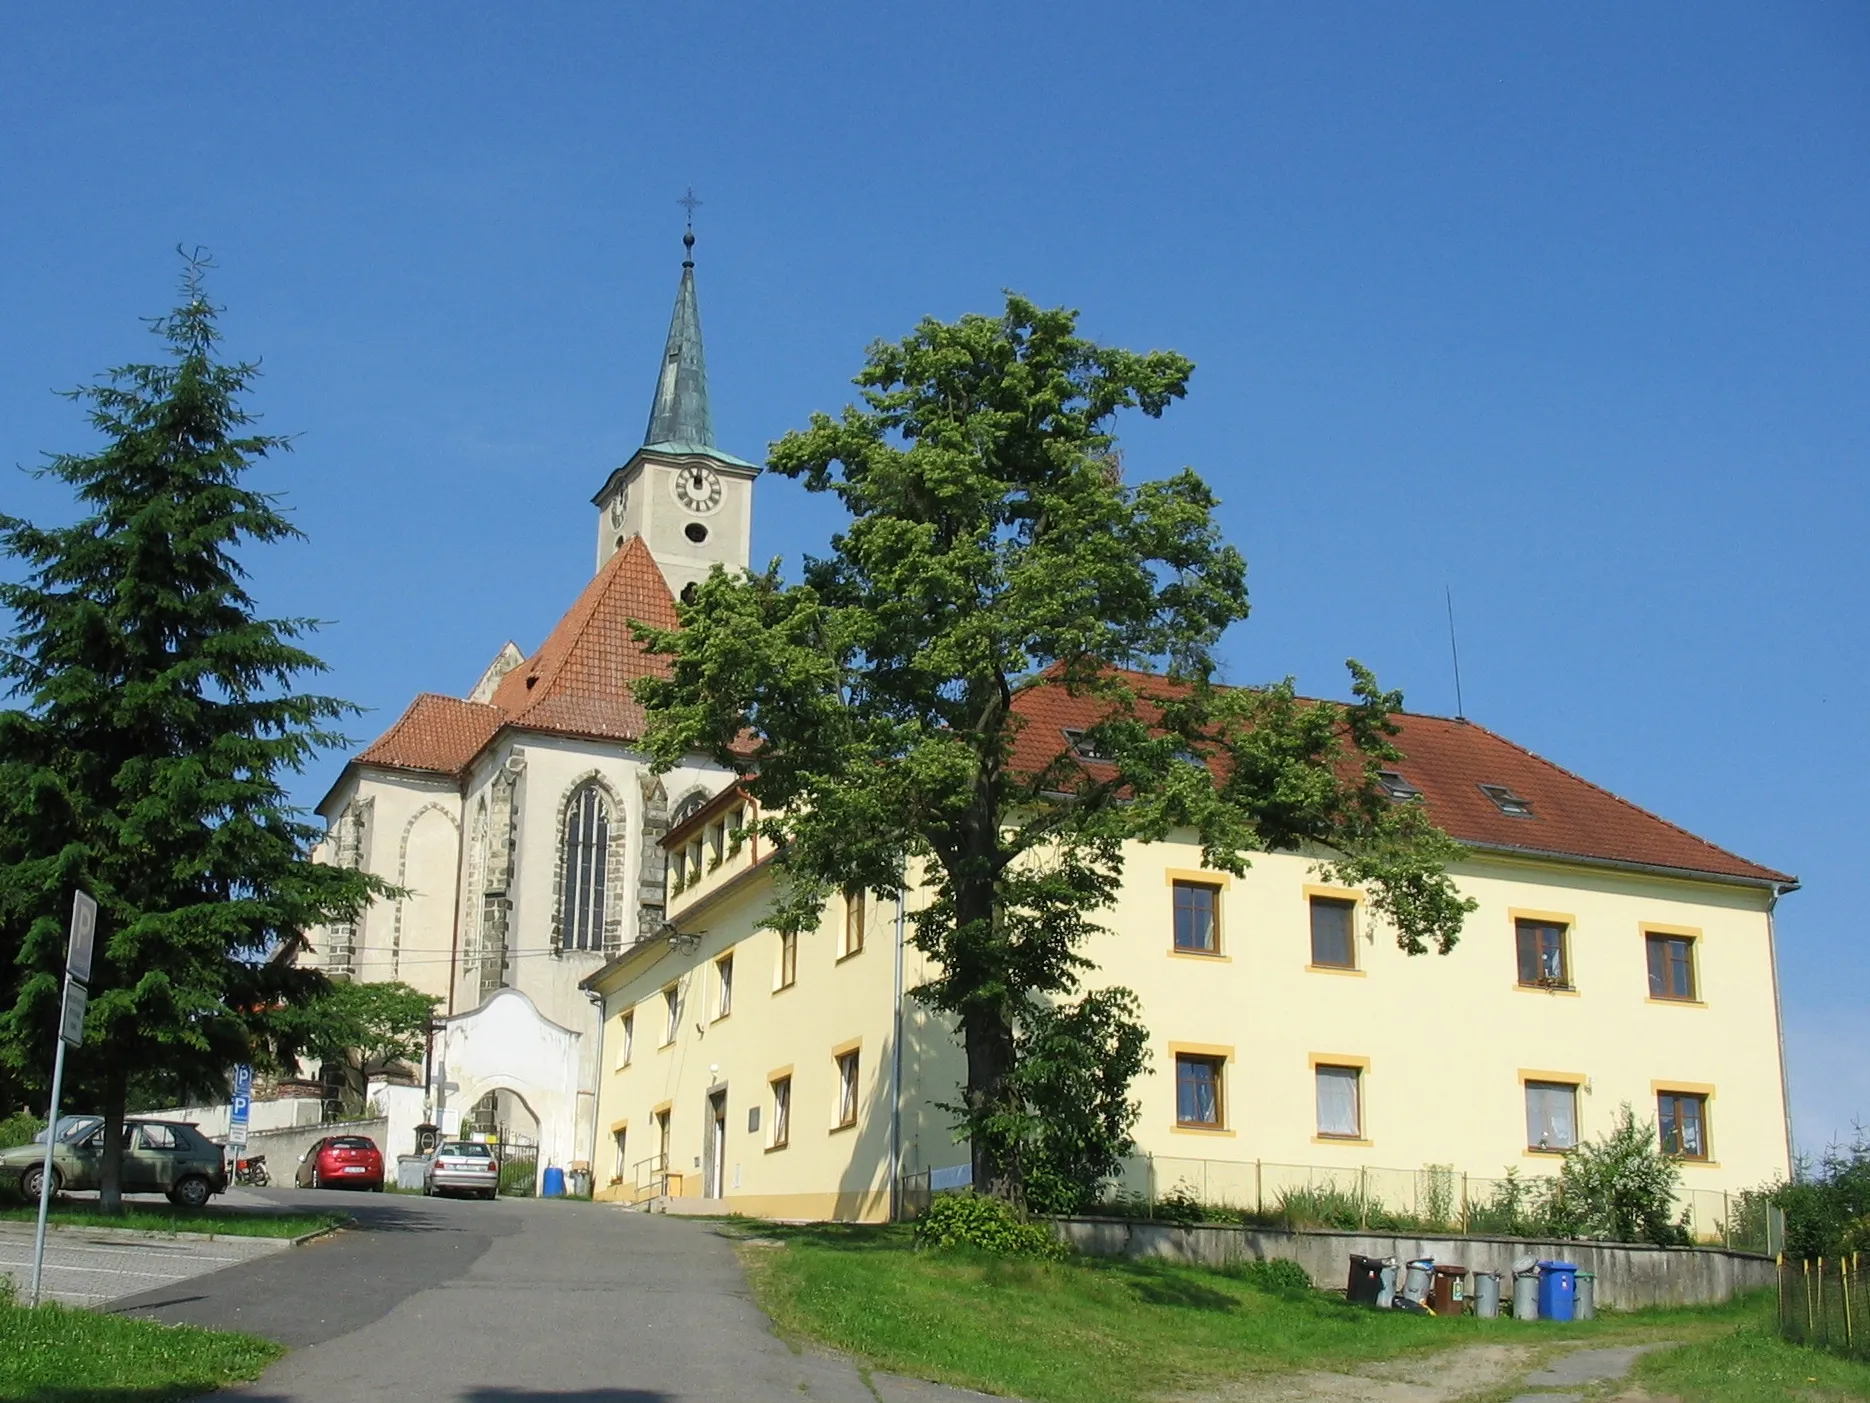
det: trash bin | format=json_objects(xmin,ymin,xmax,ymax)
[
  {"xmin": 1536, "ymin": 1261, "xmax": 1578, "ymax": 1322},
  {"xmin": 1575, "ymin": 1271, "xmax": 1596, "ymax": 1321},
  {"xmin": 1346, "ymin": 1254, "xmax": 1386, "ymax": 1306},
  {"xmin": 1428, "ymin": 1264, "xmax": 1469, "ymax": 1316},
  {"xmin": 1471, "ymin": 1270, "xmax": 1502, "ymax": 1319},
  {"xmin": 567, "ymin": 1168, "xmax": 591, "ymax": 1198},
  {"xmin": 542, "ymin": 1165, "xmax": 566, "ymax": 1198},
  {"xmin": 1512, "ymin": 1270, "xmax": 1541, "ymax": 1320},
  {"xmin": 1401, "ymin": 1258, "xmax": 1435, "ymax": 1306},
  {"xmin": 1376, "ymin": 1259, "xmax": 1400, "ymax": 1309},
  {"xmin": 396, "ymin": 1154, "xmax": 427, "ymax": 1191}
]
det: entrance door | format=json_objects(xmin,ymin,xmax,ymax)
[{"xmin": 704, "ymin": 1090, "xmax": 727, "ymax": 1198}]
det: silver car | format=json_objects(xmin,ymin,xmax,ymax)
[{"xmin": 422, "ymin": 1140, "xmax": 499, "ymax": 1200}]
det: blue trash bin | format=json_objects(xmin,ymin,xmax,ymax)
[
  {"xmin": 1536, "ymin": 1261, "xmax": 1578, "ymax": 1322},
  {"xmin": 542, "ymin": 1165, "xmax": 566, "ymax": 1198}
]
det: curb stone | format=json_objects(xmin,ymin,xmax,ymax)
[{"xmin": 2, "ymin": 1214, "xmax": 352, "ymax": 1248}]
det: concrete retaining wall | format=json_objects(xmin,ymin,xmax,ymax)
[{"xmin": 1054, "ymin": 1217, "xmax": 1774, "ymax": 1310}]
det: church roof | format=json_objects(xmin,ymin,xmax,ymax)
[
  {"xmin": 354, "ymin": 692, "xmax": 506, "ymax": 775},
  {"xmin": 348, "ymin": 536, "xmax": 680, "ymax": 783},
  {"xmin": 1010, "ymin": 676, "xmax": 1793, "ymax": 888},
  {"xmin": 643, "ymin": 233, "xmax": 714, "ymax": 452},
  {"xmin": 488, "ymin": 534, "xmax": 680, "ymax": 741}
]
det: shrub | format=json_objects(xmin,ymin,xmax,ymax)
[
  {"xmin": 916, "ymin": 1192, "xmax": 1068, "ymax": 1259},
  {"xmin": 1555, "ymin": 1104, "xmax": 1687, "ymax": 1247},
  {"xmin": 1228, "ymin": 1257, "xmax": 1313, "ymax": 1293},
  {"xmin": 0, "ymin": 1112, "xmax": 44, "ymax": 1150},
  {"xmin": 1775, "ymin": 1130, "xmax": 1870, "ymax": 1260}
]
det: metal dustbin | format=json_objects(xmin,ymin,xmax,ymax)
[
  {"xmin": 1428, "ymin": 1264, "xmax": 1469, "ymax": 1316},
  {"xmin": 1537, "ymin": 1261, "xmax": 1579, "ymax": 1323},
  {"xmin": 567, "ymin": 1168, "xmax": 592, "ymax": 1198},
  {"xmin": 1401, "ymin": 1258, "xmax": 1435, "ymax": 1306},
  {"xmin": 1347, "ymin": 1255, "xmax": 1386, "ymax": 1306},
  {"xmin": 1471, "ymin": 1270, "xmax": 1502, "ymax": 1318},
  {"xmin": 1512, "ymin": 1270, "xmax": 1541, "ymax": 1319},
  {"xmin": 1575, "ymin": 1271, "xmax": 1596, "ymax": 1320},
  {"xmin": 1377, "ymin": 1259, "xmax": 1400, "ymax": 1309}
]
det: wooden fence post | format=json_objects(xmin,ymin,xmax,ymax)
[
  {"xmin": 1806, "ymin": 1258, "xmax": 1815, "ymax": 1342},
  {"xmin": 1845, "ymin": 1252, "xmax": 1854, "ymax": 1353},
  {"xmin": 1255, "ymin": 1159, "xmax": 1263, "ymax": 1216},
  {"xmin": 1817, "ymin": 1256, "xmax": 1825, "ymax": 1345}
]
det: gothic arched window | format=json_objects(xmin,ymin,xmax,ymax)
[
  {"xmin": 560, "ymin": 784, "xmax": 612, "ymax": 952},
  {"xmin": 670, "ymin": 790, "xmax": 708, "ymax": 827}
]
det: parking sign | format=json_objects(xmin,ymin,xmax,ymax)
[{"xmin": 68, "ymin": 890, "xmax": 96, "ymax": 985}]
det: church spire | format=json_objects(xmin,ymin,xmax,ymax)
[{"xmin": 643, "ymin": 202, "xmax": 713, "ymax": 451}]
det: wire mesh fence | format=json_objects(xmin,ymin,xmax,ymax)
[
  {"xmin": 1779, "ymin": 1253, "xmax": 1869, "ymax": 1361},
  {"xmin": 1098, "ymin": 1153, "xmax": 1782, "ymax": 1251}
]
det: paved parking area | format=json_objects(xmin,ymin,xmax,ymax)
[{"xmin": 0, "ymin": 1220, "xmax": 289, "ymax": 1308}]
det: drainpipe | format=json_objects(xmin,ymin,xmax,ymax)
[
  {"xmin": 585, "ymin": 986, "xmax": 608, "ymax": 1188},
  {"xmin": 889, "ymin": 885, "xmax": 907, "ymax": 1221},
  {"xmin": 1766, "ymin": 885, "xmax": 1796, "ymax": 1175}
]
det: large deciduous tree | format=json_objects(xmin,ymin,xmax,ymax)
[
  {"xmin": 274, "ymin": 979, "xmax": 439, "ymax": 1113},
  {"xmin": 639, "ymin": 295, "xmax": 1473, "ymax": 1203},
  {"xmin": 0, "ymin": 255, "xmax": 383, "ymax": 1209}
]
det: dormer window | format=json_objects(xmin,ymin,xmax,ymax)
[
  {"xmin": 1377, "ymin": 770, "xmax": 1422, "ymax": 802},
  {"xmin": 1062, "ymin": 728, "xmax": 1111, "ymax": 762},
  {"xmin": 1479, "ymin": 783, "xmax": 1534, "ymax": 818}
]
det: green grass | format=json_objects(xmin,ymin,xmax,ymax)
[
  {"xmin": 1636, "ymin": 1321, "xmax": 1870, "ymax": 1402},
  {"xmin": 736, "ymin": 1222, "xmax": 1870, "ymax": 1403},
  {"xmin": 738, "ymin": 1223, "xmax": 1583, "ymax": 1403},
  {"xmin": 0, "ymin": 1293, "xmax": 282, "ymax": 1402},
  {"xmin": 0, "ymin": 1201, "xmax": 344, "ymax": 1239}
]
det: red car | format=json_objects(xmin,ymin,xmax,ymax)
[{"xmin": 295, "ymin": 1134, "xmax": 385, "ymax": 1191}]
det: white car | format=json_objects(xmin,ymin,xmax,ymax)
[{"xmin": 422, "ymin": 1141, "xmax": 500, "ymax": 1200}]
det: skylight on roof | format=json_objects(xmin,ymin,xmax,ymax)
[
  {"xmin": 1377, "ymin": 770, "xmax": 1423, "ymax": 802},
  {"xmin": 1478, "ymin": 783, "xmax": 1534, "ymax": 818},
  {"xmin": 1062, "ymin": 728, "xmax": 1112, "ymax": 762}
]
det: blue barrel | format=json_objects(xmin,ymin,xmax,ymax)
[
  {"xmin": 541, "ymin": 1165, "xmax": 566, "ymax": 1198},
  {"xmin": 1537, "ymin": 1261, "xmax": 1578, "ymax": 1322}
]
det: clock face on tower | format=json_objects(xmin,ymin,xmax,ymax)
[{"xmin": 671, "ymin": 464, "xmax": 724, "ymax": 515}]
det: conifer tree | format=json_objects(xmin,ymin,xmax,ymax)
[{"xmin": 0, "ymin": 254, "xmax": 383, "ymax": 1209}]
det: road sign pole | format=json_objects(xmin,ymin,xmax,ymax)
[
  {"xmin": 30, "ymin": 891, "xmax": 97, "ymax": 1308},
  {"xmin": 27, "ymin": 1018, "xmax": 70, "ymax": 1308}
]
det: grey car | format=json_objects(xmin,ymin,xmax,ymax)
[
  {"xmin": 422, "ymin": 1140, "xmax": 500, "ymax": 1200},
  {"xmin": 0, "ymin": 1117, "xmax": 228, "ymax": 1208}
]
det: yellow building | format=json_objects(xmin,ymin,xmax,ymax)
[{"xmin": 584, "ymin": 701, "xmax": 1796, "ymax": 1224}]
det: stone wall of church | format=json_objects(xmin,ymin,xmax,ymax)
[
  {"xmin": 486, "ymin": 734, "xmax": 730, "ymax": 1166},
  {"xmin": 309, "ymin": 771, "xmax": 462, "ymax": 989}
]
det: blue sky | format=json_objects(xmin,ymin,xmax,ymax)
[{"xmin": 3, "ymin": 5, "xmax": 1865, "ymax": 1153}]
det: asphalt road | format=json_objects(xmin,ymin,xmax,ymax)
[{"xmin": 111, "ymin": 1189, "xmax": 992, "ymax": 1403}]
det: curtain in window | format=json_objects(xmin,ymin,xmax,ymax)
[
  {"xmin": 1524, "ymin": 1082, "xmax": 1577, "ymax": 1149},
  {"xmin": 560, "ymin": 785, "xmax": 611, "ymax": 951},
  {"xmin": 1315, "ymin": 1066, "xmax": 1361, "ymax": 1137},
  {"xmin": 1176, "ymin": 1057, "xmax": 1219, "ymax": 1124},
  {"xmin": 1660, "ymin": 1094, "xmax": 1705, "ymax": 1156}
]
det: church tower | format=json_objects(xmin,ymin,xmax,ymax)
[{"xmin": 592, "ymin": 225, "xmax": 757, "ymax": 598}]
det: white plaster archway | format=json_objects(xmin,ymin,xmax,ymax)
[{"xmin": 435, "ymin": 987, "xmax": 583, "ymax": 1190}]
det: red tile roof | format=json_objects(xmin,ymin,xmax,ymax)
[
  {"xmin": 1009, "ymin": 678, "xmax": 1792, "ymax": 887},
  {"xmin": 355, "ymin": 692, "xmax": 505, "ymax": 775},
  {"xmin": 352, "ymin": 537, "xmax": 680, "ymax": 779},
  {"xmin": 487, "ymin": 535, "xmax": 680, "ymax": 743},
  {"xmin": 353, "ymin": 553, "xmax": 1788, "ymax": 887}
]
